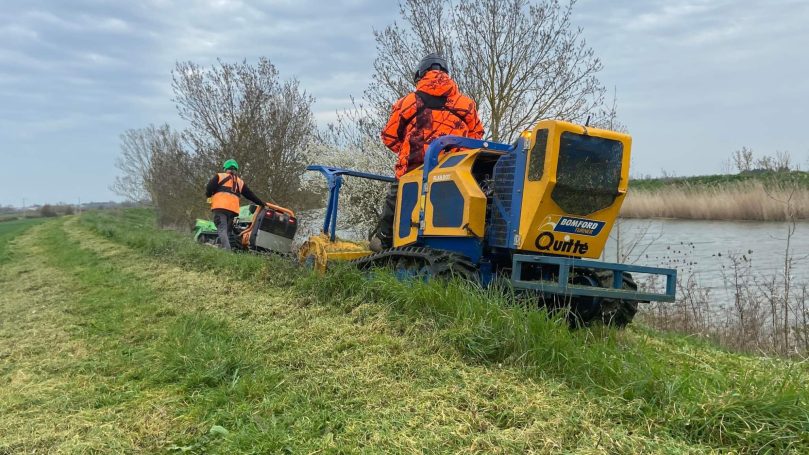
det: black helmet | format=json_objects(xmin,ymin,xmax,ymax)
[{"xmin": 414, "ymin": 52, "xmax": 449, "ymax": 83}]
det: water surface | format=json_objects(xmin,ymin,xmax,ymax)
[{"xmin": 605, "ymin": 219, "xmax": 809, "ymax": 293}]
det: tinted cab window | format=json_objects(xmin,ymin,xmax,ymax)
[{"xmin": 551, "ymin": 132, "xmax": 623, "ymax": 215}]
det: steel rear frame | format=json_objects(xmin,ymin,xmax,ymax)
[{"xmin": 511, "ymin": 254, "xmax": 676, "ymax": 302}]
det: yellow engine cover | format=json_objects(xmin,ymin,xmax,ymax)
[
  {"xmin": 393, "ymin": 150, "xmax": 488, "ymax": 247},
  {"xmin": 516, "ymin": 120, "xmax": 631, "ymax": 259}
]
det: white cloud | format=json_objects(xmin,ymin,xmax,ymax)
[
  {"xmin": 628, "ymin": 1, "xmax": 719, "ymax": 31},
  {"xmin": 91, "ymin": 16, "xmax": 132, "ymax": 33},
  {"xmin": 576, "ymin": 0, "xmax": 809, "ymax": 176},
  {"xmin": 0, "ymin": 0, "xmax": 394, "ymax": 205},
  {"xmin": 2, "ymin": 0, "xmax": 808, "ymax": 204}
]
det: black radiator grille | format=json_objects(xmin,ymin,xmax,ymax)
[{"xmin": 490, "ymin": 153, "xmax": 516, "ymax": 247}]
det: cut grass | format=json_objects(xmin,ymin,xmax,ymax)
[
  {"xmin": 0, "ymin": 223, "xmax": 179, "ymax": 452},
  {"xmin": 76, "ymin": 209, "xmax": 809, "ymax": 452},
  {"xmin": 1, "ymin": 211, "xmax": 808, "ymax": 452},
  {"xmin": 3, "ymin": 217, "xmax": 695, "ymax": 452},
  {"xmin": 0, "ymin": 217, "xmax": 43, "ymax": 263}
]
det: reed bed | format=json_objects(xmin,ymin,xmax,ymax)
[{"xmin": 622, "ymin": 182, "xmax": 809, "ymax": 221}]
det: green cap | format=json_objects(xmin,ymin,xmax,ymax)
[{"xmin": 223, "ymin": 159, "xmax": 239, "ymax": 171}]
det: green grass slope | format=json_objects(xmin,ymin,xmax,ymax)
[{"xmin": 0, "ymin": 209, "xmax": 807, "ymax": 453}]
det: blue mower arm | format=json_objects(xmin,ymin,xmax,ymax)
[{"xmin": 306, "ymin": 165, "xmax": 395, "ymax": 242}]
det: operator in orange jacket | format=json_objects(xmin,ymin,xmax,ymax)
[
  {"xmin": 371, "ymin": 53, "xmax": 484, "ymax": 252},
  {"xmin": 205, "ymin": 159, "xmax": 267, "ymax": 250}
]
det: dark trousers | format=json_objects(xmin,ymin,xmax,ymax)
[
  {"xmin": 213, "ymin": 210, "xmax": 236, "ymax": 250},
  {"xmin": 376, "ymin": 182, "xmax": 398, "ymax": 248}
]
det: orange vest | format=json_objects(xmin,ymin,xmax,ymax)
[{"xmin": 211, "ymin": 172, "xmax": 244, "ymax": 214}]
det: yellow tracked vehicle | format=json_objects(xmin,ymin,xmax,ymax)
[{"xmin": 301, "ymin": 119, "xmax": 676, "ymax": 326}]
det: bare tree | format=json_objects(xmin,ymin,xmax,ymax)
[
  {"xmin": 172, "ymin": 58, "xmax": 316, "ymax": 207},
  {"xmin": 39, "ymin": 204, "xmax": 57, "ymax": 218},
  {"xmin": 756, "ymin": 155, "xmax": 774, "ymax": 172},
  {"xmin": 112, "ymin": 58, "xmax": 316, "ymax": 228},
  {"xmin": 111, "ymin": 125, "xmax": 172, "ymax": 202},
  {"xmin": 139, "ymin": 126, "xmax": 206, "ymax": 227},
  {"xmin": 732, "ymin": 147, "xmax": 754, "ymax": 173},
  {"xmin": 112, "ymin": 123, "xmax": 205, "ymax": 227},
  {"xmin": 368, "ymin": 0, "xmax": 606, "ymax": 142},
  {"xmin": 770, "ymin": 151, "xmax": 792, "ymax": 172},
  {"xmin": 309, "ymin": 102, "xmax": 395, "ymax": 239},
  {"xmin": 318, "ymin": 0, "xmax": 609, "ymax": 233}
]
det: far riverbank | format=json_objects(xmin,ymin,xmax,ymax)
[{"xmin": 622, "ymin": 171, "xmax": 809, "ymax": 221}]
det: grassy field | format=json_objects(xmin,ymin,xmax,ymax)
[{"xmin": 1, "ymin": 210, "xmax": 808, "ymax": 453}]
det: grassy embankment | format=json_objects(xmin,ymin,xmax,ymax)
[
  {"xmin": 622, "ymin": 170, "xmax": 809, "ymax": 220},
  {"xmin": 1, "ymin": 209, "xmax": 808, "ymax": 452}
]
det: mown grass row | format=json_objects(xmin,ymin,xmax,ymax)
[
  {"xmin": 80, "ymin": 209, "xmax": 809, "ymax": 452},
  {"xmin": 40, "ymin": 218, "xmax": 280, "ymax": 452},
  {"xmin": 4, "ymin": 218, "xmax": 369, "ymax": 452},
  {"xmin": 0, "ymin": 218, "xmax": 43, "ymax": 263}
]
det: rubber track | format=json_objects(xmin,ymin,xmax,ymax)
[
  {"xmin": 354, "ymin": 248, "xmax": 641, "ymax": 327},
  {"xmin": 350, "ymin": 246, "xmax": 478, "ymax": 280}
]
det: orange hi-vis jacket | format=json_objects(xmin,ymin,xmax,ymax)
[
  {"xmin": 381, "ymin": 70, "xmax": 484, "ymax": 178},
  {"xmin": 210, "ymin": 172, "xmax": 244, "ymax": 214}
]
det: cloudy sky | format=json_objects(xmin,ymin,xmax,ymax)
[{"xmin": 1, "ymin": 0, "xmax": 808, "ymax": 206}]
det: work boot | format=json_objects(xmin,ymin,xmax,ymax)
[
  {"xmin": 369, "ymin": 183, "xmax": 397, "ymax": 253},
  {"xmin": 369, "ymin": 234, "xmax": 393, "ymax": 253},
  {"xmin": 369, "ymin": 235, "xmax": 384, "ymax": 253}
]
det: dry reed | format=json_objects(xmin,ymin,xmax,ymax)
[
  {"xmin": 621, "ymin": 182, "xmax": 809, "ymax": 221},
  {"xmin": 638, "ymin": 264, "xmax": 809, "ymax": 357}
]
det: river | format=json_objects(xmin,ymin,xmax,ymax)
[
  {"xmin": 605, "ymin": 219, "xmax": 809, "ymax": 294},
  {"xmin": 298, "ymin": 209, "xmax": 809, "ymax": 302}
]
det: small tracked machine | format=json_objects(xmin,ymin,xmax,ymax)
[
  {"xmin": 299, "ymin": 119, "xmax": 676, "ymax": 326},
  {"xmin": 194, "ymin": 203, "xmax": 298, "ymax": 255}
]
